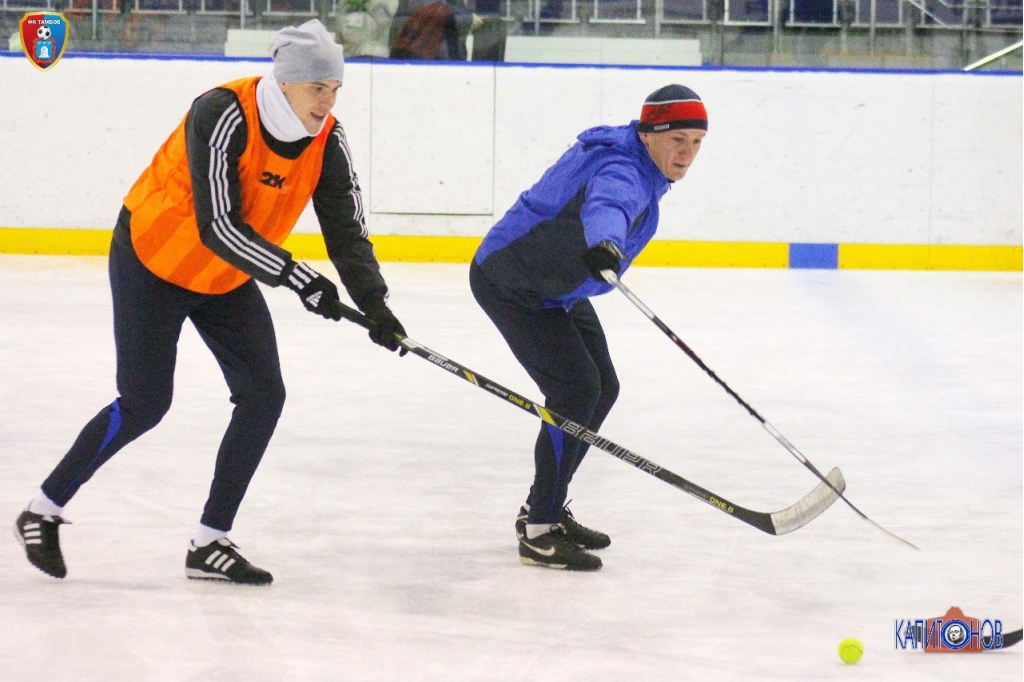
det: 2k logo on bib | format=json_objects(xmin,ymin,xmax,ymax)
[{"xmin": 20, "ymin": 12, "xmax": 69, "ymax": 72}]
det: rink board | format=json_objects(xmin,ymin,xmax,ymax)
[{"xmin": 0, "ymin": 228, "xmax": 1019, "ymax": 271}]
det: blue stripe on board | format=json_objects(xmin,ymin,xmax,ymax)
[
  {"xmin": 789, "ymin": 243, "xmax": 839, "ymax": 269},
  {"xmin": 2, "ymin": 52, "xmax": 1018, "ymax": 77}
]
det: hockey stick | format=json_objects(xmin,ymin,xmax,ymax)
[
  {"xmin": 602, "ymin": 270, "xmax": 919, "ymax": 550},
  {"xmin": 333, "ymin": 302, "xmax": 845, "ymax": 536}
]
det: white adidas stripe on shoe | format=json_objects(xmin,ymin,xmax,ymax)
[
  {"xmin": 185, "ymin": 538, "xmax": 272, "ymax": 585},
  {"xmin": 21, "ymin": 522, "xmax": 43, "ymax": 545}
]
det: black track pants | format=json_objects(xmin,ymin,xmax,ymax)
[
  {"xmin": 41, "ymin": 223, "xmax": 285, "ymax": 531},
  {"xmin": 470, "ymin": 262, "xmax": 619, "ymax": 525}
]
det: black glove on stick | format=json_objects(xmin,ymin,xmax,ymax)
[
  {"xmin": 281, "ymin": 261, "xmax": 342, "ymax": 321},
  {"xmin": 582, "ymin": 240, "xmax": 625, "ymax": 282},
  {"xmin": 364, "ymin": 301, "xmax": 408, "ymax": 356}
]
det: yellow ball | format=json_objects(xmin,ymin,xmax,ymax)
[{"xmin": 838, "ymin": 638, "xmax": 863, "ymax": 665}]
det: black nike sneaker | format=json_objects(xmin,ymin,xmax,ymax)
[
  {"xmin": 514, "ymin": 505, "xmax": 528, "ymax": 541},
  {"xmin": 518, "ymin": 525, "xmax": 602, "ymax": 571},
  {"xmin": 562, "ymin": 506, "xmax": 611, "ymax": 550}
]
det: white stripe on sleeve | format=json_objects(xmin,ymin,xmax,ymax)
[
  {"xmin": 331, "ymin": 126, "xmax": 368, "ymax": 237},
  {"xmin": 206, "ymin": 103, "xmax": 287, "ymax": 276}
]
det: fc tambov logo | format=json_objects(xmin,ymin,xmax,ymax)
[{"xmin": 19, "ymin": 12, "xmax": 70, "ymax": 71}]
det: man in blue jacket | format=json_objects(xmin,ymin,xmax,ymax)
[{"xmin": 470, "ymin": 84, "xmax": 708, "ymax": 571}]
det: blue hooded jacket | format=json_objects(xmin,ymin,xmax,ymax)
[{"xmin": 474, "ymin": 121, "xmax": 670, "ymax": 309}]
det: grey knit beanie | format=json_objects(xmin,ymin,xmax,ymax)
[{"xmin": 270, "ymin": 19, "xmax": 345, "ymax": 83}]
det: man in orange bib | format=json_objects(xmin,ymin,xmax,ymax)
[{"xmin": 14, "ymin": 19, "xmax": 405, "ymax": 585}]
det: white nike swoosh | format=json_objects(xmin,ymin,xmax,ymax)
[{"xmin": 521, "ymin": 540, "xmax": 556, "ymax": 557}]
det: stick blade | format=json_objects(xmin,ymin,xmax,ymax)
[{"xmin": 769, "ymin": 467, "xmax": 846, "ymax": 536}]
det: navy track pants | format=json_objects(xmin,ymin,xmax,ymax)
[
  {"xmin": 41, "ymin": 216, "xmax": 285, "ymax": 531},
  {"xmin": 470, "ymin": 261, "xmax": 619, "ymax": 525}
]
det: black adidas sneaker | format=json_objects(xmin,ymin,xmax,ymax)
[
  {"xmin": 14, "ymin": 510, "xmax": 69, "ymax": 579},
  {"xmin": 518, "ymin": 525, "xmax": 602, "ymax": 571},
  {"xmin": 185, "ymin": 538, "xmax": 273, "ymax": 585}
]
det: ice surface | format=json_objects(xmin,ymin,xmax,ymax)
[{"xmin": 1, "ymin": 256, "xmax": 1020, "ymax": 681}]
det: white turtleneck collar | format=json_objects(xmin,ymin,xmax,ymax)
[{"xmin": 256, "ymin": 74, "xmax": 327, "ymax": 143}]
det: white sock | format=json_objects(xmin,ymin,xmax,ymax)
[
  {"xmin": 523, "ymin": 503, "xmax": 531, "ymax": 512},
  {"xmin": 525, "ymin": 523, "xmax": 555, "ymax": 540},
  {"xmin": 28, "ymin": 490, "xmax": 64, "ymax": 517},
  {"xmin": 192, "ymin": 524, "xmax": 228, "ymax": 548}
]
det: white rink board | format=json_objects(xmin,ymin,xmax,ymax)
[
  {"xmin": 368, "ymin": 63, "xmax": 495, "ymax": 216},
  {"xmin": 929, "ymin": 75, "xmax": 1023, "ymax": 246},
  {"xmin": 0, "ymin": 55, "xmax": 1020, "ymax": 245},
  {"xmin": 493, "ymin": 66, "xmax": 605, "ymax": 222}
]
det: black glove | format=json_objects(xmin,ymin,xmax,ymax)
[
  {"xmin": 364, "ymin": 301, "xmax": 408, "ymax": 356},
  {"xmin": 582, "ymin": 240, "xmax": 625, "ymax": 282},
  {"xmin": 281, "ymin": 262, "xmax": 342, "ymax": 321}
]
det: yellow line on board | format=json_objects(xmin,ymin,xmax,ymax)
[
  {"xmin": 281, "ymin": 233, "xmax": 329, "ymax": 260},
  {"xmin": 284, "ymin": 234, "xmax": 485, "ymax": 263},
  {"xmin": 0, "ymin": 228, "xmax": 113, "ymax": 255},
  {"xmin": 1, "ymin": 228, "xmax": 1020, "ymax": 272},
  {"xmin": 839, "ymin": 244, "xmax": 1023, "ymax": 271},
  {"xmin": 290, "ymin": 235, "xmax": 793, "ymax": 268},
  {"xmin": 634, "ymin": 240, "xmax": 790, "ymax": 268},
  {"xmin": 372, "ymin": 235, "xmax": 483, "ymax": 263}
]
